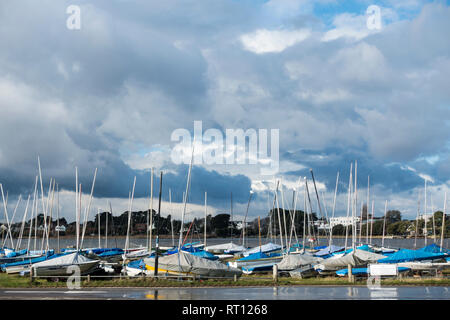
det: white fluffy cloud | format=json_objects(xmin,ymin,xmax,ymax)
[{"xmin": 240, "ymin": 28, "xmax": 311, "ymax": 54}]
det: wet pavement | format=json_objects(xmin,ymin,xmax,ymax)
[{"xmin": 1, "ymin": 285, "xmax": 449, "ymax": 300}]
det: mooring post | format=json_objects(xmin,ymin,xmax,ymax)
[
  {"xmin": 273, "ymin": 264, "xmax": 278, "ymax": 283},
  {"xmin": 348, "ymin": 264, "xmax": 354, "ymax": 283},
  {"xmin": 29, "ymin": 267, "xmax": 33, "ymax": 283}
]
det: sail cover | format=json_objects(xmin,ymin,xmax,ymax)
[
  {"xmin": 277, "ymin": 253, "xmax": 323, "ymax": 271},
  {"xmin": 144, "ymin": 251, "xmax": 242, "ymax": 278},
  {"xmin": 314, "ymin": 245, "xmax": 344, "ymax": 257},
  {"xmin": 205, "ymin": 242, "xmax": 246, "ymax": 254},
  {"xmin": 314, "ymin": 249, "xmax": 386, "ymax": 271},
  {"xmin": 32, "ymin": 252, "xmax": 97, "ymax": 268},
  {"xmin": 242, "ymin": 243, "xmax": 282, "ymax": 257}
]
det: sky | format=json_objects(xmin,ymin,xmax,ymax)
[{"xmin": 0, "ymin": 0, "xmax": 449, "ymax": 225}]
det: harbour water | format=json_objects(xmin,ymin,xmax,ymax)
[{"xmin": 19, "ymin": 236, "xmax": 450, "ymax": 251}]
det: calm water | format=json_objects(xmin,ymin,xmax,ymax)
[{"xmin": 12, "ymin": 236, "xmax": 450, "ymax": 251}]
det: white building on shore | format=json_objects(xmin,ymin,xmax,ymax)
[
  {"xmin": 416, "ymin": 213, "xmax": 434, "ymax": 222},
  {"xmin": 329, "ymin": 216, "xmax": 361, "ymax": 227}
]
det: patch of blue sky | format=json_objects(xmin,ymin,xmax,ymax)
[{"xmin": 313, "ymin": 0, "xmax": 436, "ymax": 29}]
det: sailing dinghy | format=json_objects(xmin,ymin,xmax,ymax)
[
  {"xmin": 31, "ymin": 252, "xmax": 100, "ymax": 277},
  {"xmin": 143, "ymin": 251, "xmax": 242, "ymax": 278}
]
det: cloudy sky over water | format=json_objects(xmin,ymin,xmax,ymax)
[{"xmin": 0, "ymin": 0, "xmax": 449, "ymax": 224}]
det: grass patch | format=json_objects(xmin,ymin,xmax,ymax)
[{"xmin": 0, "ymin": 272, "xmax": 449, "ymax": 289}]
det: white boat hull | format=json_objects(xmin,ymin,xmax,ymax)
[{"xmin": 33, "ymin": 260, "xmax": 100, "ymax": 277}]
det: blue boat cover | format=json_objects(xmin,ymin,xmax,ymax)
[
  {"xmin": 127, "ymin": 259, "xmax": 146, "ymax": 269},
  {"xmin": 357, "ymin": 244, "xmax": 374, "ymax": 252},
  {"xmin": 243, "ymin": 243, "xmax": 282, "ymax": 257},
  {"xmin": 378, "ymin": 249, "xmax": 448, "ymax": 263},
  {"xmin": 90, "ymin": 248, "xmax": 122, "ymax": 255},
  {"xmin": 237, "ymin": 251, "xmax": 281, "ymax": 261},
  {"xmin": 418, "ymin": 244, "xmax": 449, "ymax": 253},
  {"xmin": 314, "ymin": 245, "xmax": 344, "ymax": 257},
  {"xmin": 98, "ymin": 249, "xmax": 124, "ymax": 257},
  {"xmin": 188, "ymin": 250, "xmax": 219, "ymax": 260},
  {"xmin": 166, "ymin": 245, "xmax": 203, "ymax": 255},
  {"xmin": 336, "ymin": 267, "xmax": 410, "ymax": 276},
  {"xmin": 0, "ymin": 252, "xmax": 68, "ymax": 271}
]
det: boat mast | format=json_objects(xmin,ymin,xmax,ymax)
[
  {"xmin": 46, "ymin": 179, "xmax": 56, "ymax": 252},
  {"xmin": 16, "ymin": 194, "xmax": 31, "ymax": 251},
  {"xmin": 178, "ymin": 146, "xmax": 194, "ymax": 251},
  {"xmin": 28, "ymin": 176, "xmax": 38, "ymax": 253},
  {"xmin": 242, "ymin": 191, "xmax": 253, "ymax": 249},
  {"xmin": 302, "ymin": 177, "xmax": 307, "ymax": 251},
  {"xmin": 310, "ymin": 169, "xmax": 326, "ymax": 245},
  {"xmin": 169, "ymin": 189, "xmax": 174, "ymax": 247},
  {"xmin": 124, "ymin": 177, "xmax": 136, "ymax": 254},
  {"xmin": 440, "ymin": 192, "xmax": 446, "ymax": 252},
  {"xmin": 105, "ymin": 201, "xmax": 109, "ymax": 249},
  {"xmin": 56, "ymin": 183, "xmax": 60, "ymax": 253},
  {"xmin": 280, "ymin": 182, "xmax": 289, "ymax": 250},
  {"xmin": 98, "ymin": 208, "xmax": 101, "ymax": 249},
  {"xmin": 230, "ymin": 192, "xmax": 233, "ymax": 243},
  {"xmin": 353, "ymin": 161, "xmax": 357, "ymax": 250},
  {"xmin": 424, "ymin": 179, "xmax": 428, "ymax": 246},
  {"xmin": 370, "ymin": 200, "xmax": 374, "ymax": 245},
  {"xmin": 75, "ymin": 167, "xmax": 79, "ymax": 251},
  {"xmin": 344, "ymin": 163, "xmax": 352, "ymax": 251},
  {"xmin": 366, "ymin": 175, "xmax": 370, "ymax": 244},
  {"xmin": 382, "ymin": 200, "xmax": 387, "ymax": 248},
  {"xmin": 154, "ymin": 171, "xmax": 163, "ymax": 277},
  {"xmin": 204, "ymin": 191, "xmax": 207, "ymax": 249},
  {"xmin": 80, "ymin": 168, "xmax": 98, "ymax": 250},
  {"xmin": 288, "ymin": 185, "xmax": 300, "ymax": 251},
  {"xmin": 414, "ymin": 191, "xmax": 420, "ymax": 249},
  {"xmin": 304, "ymin": 179, "xmax": 316, "ymax": 247},
  {"xmin": 431, "ymin": 194, "xmax": 436, "ymax": 243},
  {"xmin": 148, "ymin": 168, "xmax": 154, "ymax": 253},
  {"xmin": 275, "ymin": 181, "xmax": 284, "ymax": 252},
  {"xmin": 330, "ymin": 171, "xmax": 339, "ymax": 247}
]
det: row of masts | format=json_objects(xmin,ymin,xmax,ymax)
[
  {"xmin": 0, "ymin": 157, "xmax": 448, "ymax": 255},
  {"xmin": 262, "ymin": 161, "xmax": 448, "ymax": 253}
]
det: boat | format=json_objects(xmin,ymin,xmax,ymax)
[
  {"xmin": 31, "ymin": 252, "xmax": 100, "ymax": 277},
  {"xmin": 205, "ymin": 242, "xmax": 246, "ymax": 255},
  {"xmin": 241, "ymin": 242, "xmax": 281, "ymax": 257},
  {"xmin": 122, "ymin": 248, "xmax": 152, "ymax": 261},
  {"xmin": 335, "ymin": 266, "xmax": 411, "ymax": 277},
  {"xmin": 124, "ymin": 259, "xmax": 152, "ymax": 276},
  {"xmin": 228, "ymin": 251, "xmax": 283, "ymax": 274},
  {"xmin": 289, "ymin": 265, "xmax": 318, "ymax": 279},
  {"xmin": 187, "ymin": 250, "xmax": 219, "ymax": 261},
  {"xmin": 314, "ymin": 249, "xmax": 387, "ymax": 273},
  {"xmin": 313, "ymin": 245, "xmax": 345, "ymax": 258},
  {"xmin": 276, "ymin": 252, "xmax": 323, "ymax": 272},
  {"xmin": 2, "ymin": 251, "xmax": 65, "ymax": 274},
  {"xmin": 143, "ymin": 251, "xmax": 242, "ymax": 278}
]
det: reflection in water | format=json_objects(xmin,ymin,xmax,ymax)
[
  {"xmin": 347, "ymin": 287, "xmax": 354, "ymax": 298},
  {"xmin": 369, "ymin": 288, "xmax": 398, "ymax": 300},
  {"xmin": 130, "ymin": 286, "xmax": 449, "ymax": 300}
]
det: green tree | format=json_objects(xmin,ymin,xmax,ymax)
[{"xmin": 386, "ymin": 210, "xmax": 402, "ymax": 224}]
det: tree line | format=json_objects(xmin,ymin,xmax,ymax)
[{"xmin": 3, "ymin": 207, "xmax": 450, "ymax": 239}]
